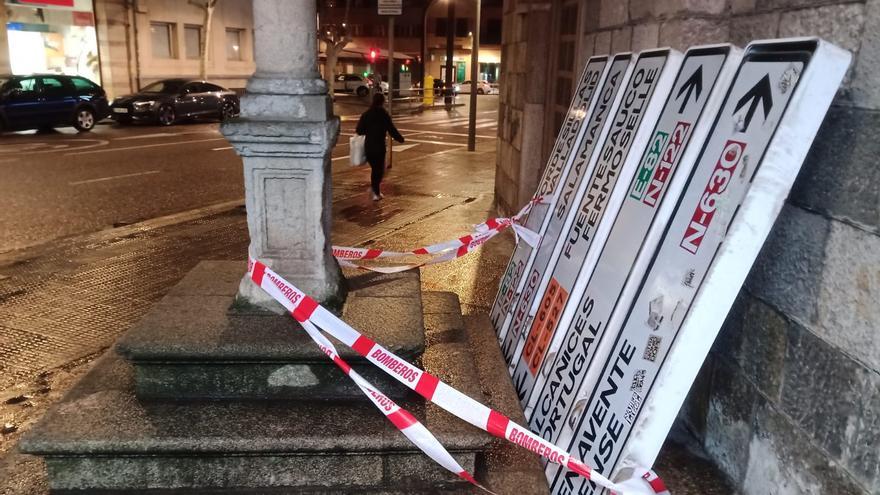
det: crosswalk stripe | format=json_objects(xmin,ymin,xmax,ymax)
[{"xmin": 435, "ymin": 118, "xmax": 495, "ymax": 128}]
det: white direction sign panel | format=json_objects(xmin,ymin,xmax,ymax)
[
  {"xmin": 491, "ymin": 54, "xmax": 632, "ymax": 338},
  {"xmin": 546, "ymin": 38, "xmax": 851, "ymax": 494},
  {"xmin": 508, "ymin": 49, "xmax": 685, "ymax": 403},
  {"xmin": 523, "ymin": 45, "xmax": 742, "ymax": 445},
  {"xmin": 378, "ymin": 0, "xmax": 402, "ymax": 15},
  {"xmin": 499, "ymin": 50, "xmax": 681, "ymax": 368},
  {"xmin": 490, "ymin": 56, "xmax": 610, "ymax": 335}
]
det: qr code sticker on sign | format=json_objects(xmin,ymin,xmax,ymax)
[
  {"xmin": 624, "ymin": 392, "xmax": 643, "ymax": 425},
  {"xmin": 631, "ymin": 369, "xmax": 646, "ymax": 392},
  {"xmin": 643, "ymin": 335, "xmax": 662, "ymax": 362}
]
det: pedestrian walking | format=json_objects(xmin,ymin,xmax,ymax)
[{"xmin": 356, "ymin": 93, "xmax": 404, "ymax": 201}]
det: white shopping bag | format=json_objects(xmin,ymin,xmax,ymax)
[{"xmin": 349, "ymin": 135, "xmax": 366, "ymax": 166}]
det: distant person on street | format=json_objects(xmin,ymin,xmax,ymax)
[{"xmin": 356, "ymin": 93, "xmax": 404, "ymax": 201}]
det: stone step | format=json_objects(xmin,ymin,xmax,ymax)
[
  {"xmin": 116, "ymin": 262, "xmax": 425, "ymax": 401},
  {"xmin": 20, "ymin": 346, "xmax": 490, "ymax": 492}
]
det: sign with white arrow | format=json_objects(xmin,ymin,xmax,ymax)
[
  {"xmin": 544, "ymin": 38, "xmax": 851, "ymax": 494},
  {"xmin": 522, "ymin": 45, "xmax": 742, "ymax": 447}
]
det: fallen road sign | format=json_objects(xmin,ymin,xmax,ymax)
[
  {"xmin": 493, "ymin": 54, "xmax": 635, "ymax": 346},
  {"xmin": 523, "ymin": 45, "xmax": 743, "ymax": 445},
  {"xmin": 491, "ymin": 55, "xmax": 618, "ymax": 338},
  {"xmin": 509, "ymin": 48, "xmax": 691, "ymax": 408},
  {"xmin": 499, "ymin": 49, "xmax": 683, "ymax": 369},
  {"xmin": 546, "ymin": 38, "xmax": 851, "ymax": 494}
]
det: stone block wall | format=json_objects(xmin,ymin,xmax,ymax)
[
  {"xmin": 497, "ymin": 0, "xmax": 879, "ymax": 493},
  {"xmin": 495, "ymin": 0, "xmax": 553, "ymax": 215}
]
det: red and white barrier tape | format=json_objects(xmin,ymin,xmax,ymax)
[
  {"xmin": 297, "ymin": 316, "xmax": 492, "ymax": 493},
  {"xmin": 247, "ymin": 257, "xmax": 667, "ymax": 494},
  {"xmin": 331, "ymin": 197, "xmax": 543, "ymax": 273}
]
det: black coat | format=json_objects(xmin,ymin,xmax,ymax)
[{"xmin": 356, "ymin": 106, "xmax": 404, "ymax": 156}]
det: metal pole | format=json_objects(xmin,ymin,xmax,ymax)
[
  {"xmin": 467, "ymin": 0, "xmax": 480, "ymax": 151},
  {"xmin": 421, "ymin": 0, "xmax": 438, "ymax": 86},
  {"xmin": 388, "ymin": 16, "xmax": 394, "ymax": 167},
  {"xmin": 444, "ymin": 0, "xmax": 455, "ymax": 98},
  {"xmin": 388, "ymin": 16, "xmax": 394, "ymax": 115}
]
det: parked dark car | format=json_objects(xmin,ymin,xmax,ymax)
[
  {"xmin": 0, "ymin": 74, "xmax": 110, "ymax": 133},
  {"xmin": 110, "ymin": 79, "xmax": 240, "ymax": 126}
]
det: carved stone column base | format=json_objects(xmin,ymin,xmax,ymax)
[{"xmin": 222, "ymin": 76, "xmax": 343, "ymax": 310}]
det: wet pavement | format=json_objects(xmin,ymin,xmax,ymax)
[{"xmin": 0, "ymin": 96, "xmax": 734, "ymax": 493}]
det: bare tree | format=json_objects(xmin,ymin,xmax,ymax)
[
  {"xmin": 190, "ymin": 0, "xmax": 219, "ymax": 80},
  {"xmin": 318, "ymin": 0, "xmax": 352, "ymax": 94}
]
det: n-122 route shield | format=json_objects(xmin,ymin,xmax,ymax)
[
  {"xmin": 490, "ymin": 56, "xmax": 610, "ymax": 335},
  {"xmin": 524, "ymin": 45, "xmax": 741, "ymax": 449},
  {"xmin": 547, "ymin": 38, "xmax": 851, "ymax": 495},
  {"xmin": 509, "ymin": 49, "xmax": 685, "ymax": 406}
]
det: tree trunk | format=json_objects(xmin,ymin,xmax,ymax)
[
  {"xmin": 325, "ymin": 47, "xmax": 339, "ymax": 94},
  {"xmin": 200, "ymin": 3, "xmax": 215, "ymax": 79}
]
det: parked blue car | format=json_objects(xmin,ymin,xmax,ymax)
[{"xmin": 0, "ymin": 74, "xmax": 110, "ymax": 133}]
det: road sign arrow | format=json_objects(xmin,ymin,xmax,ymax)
[
  {"xmin": 676, "ymin": 65, "xmax": 703, "ymax": 113},
  {"xmin": 734, "ymin": 74, "xmax": 773, "ymax": 130}
]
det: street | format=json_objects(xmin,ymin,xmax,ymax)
[{"xmin": 0, "ymin": 96, "xmax": 500, "ymax": 254}]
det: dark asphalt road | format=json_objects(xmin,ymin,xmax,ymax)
[{"xmin": 0, "ymin": 96, "xmax": 500, "ymax": 254}]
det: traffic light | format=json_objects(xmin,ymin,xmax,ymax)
[{"xmin": 368, "ymin": 48, "xmax": 378, "ymax": 62}]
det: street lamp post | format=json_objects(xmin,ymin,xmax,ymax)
[
  {"xmin": 421, "ymin": 0, "xmax": 440, "ymax": 85},
  {"xmin": 467, "ymin": 0, "xmax": 480, "ymax": 151}
]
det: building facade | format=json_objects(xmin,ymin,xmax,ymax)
[
  {"xmin": 1, "ymin": 0, "xmax": 256, "ymax": 99},
  {"xmin": 318, "ymin": 0, "xmax": 502, "ymax": 87},
  {"xmin": 496, "ymin": 1, "xmax": 879, "ymax": 494}
]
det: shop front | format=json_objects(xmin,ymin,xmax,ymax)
[{"xmin": 4, "ymin": 0, "xmax": 101, "ymax": 84}]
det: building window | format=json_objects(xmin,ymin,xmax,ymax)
[
  {"xmin": 456, "ymin": 18, "xmax": 468, "ymax": 36},
  {"xmin": 150, "ymin": 22, "xmax": 175, "ymax": 59},
  {"xmin": 185, "ymin": 25, "xmax": 202, "ymax": 60},
  {"xmin": 484, "ymin": 19, "xmax": 502, "ymax": 44},
  {"xmin": 226, "ymin": 28, "xmax": 243, "ymax": 61},
  {"xmin": 435, "ymin": 18, "xmax": 447, "ymax": 36}
]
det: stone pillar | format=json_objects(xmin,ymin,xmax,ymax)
[{"xmin": 222, "ymin": 0, "xmax": 343, "ymax": 310}]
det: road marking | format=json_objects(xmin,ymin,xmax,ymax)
[
  {"xmin": 114, "ymin": 132, "xmax": 174, "ymax": 141},
  {"xmin": 394, "ymin": 128, "xmax": 495, "ymax": 138},
  {"xmin": 475, "ymin": 121, "xmax": 499, "ymax": 129},
  {"xmin": 391, "ymin": 143, "xmax": 420, "ymax": 152},
  {"xmin": 332, "ymin": 155, "xmax": 350, "ymax": 162},
  {"xmin": 338, "ymin": 132, "xmax": 466, "ymax": 147},
  {"xmin": 212, "ymin": 146, "xmax": 234, "ymax": 151},
  {"xmin": 69, "ymin": 170, "xmax": 160, "ymax": 186},
  {"xmin": 65, "ymin": 137, "xmax": 227, "ymax": 156},
  {"xmin": 438, "ymin": 117, "xmax": 496, "ymax": 127}
]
